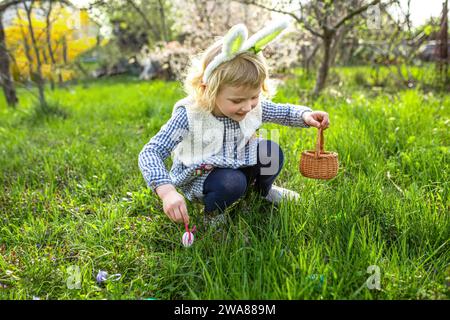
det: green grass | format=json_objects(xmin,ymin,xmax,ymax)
[{"xmin": 0, "ymin": 67, "xmax": 449, "ymax": 300}]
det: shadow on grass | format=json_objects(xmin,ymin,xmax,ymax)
[{"xmin": 21, "ymin": 99, "xmax": 70, "ymax": 126}]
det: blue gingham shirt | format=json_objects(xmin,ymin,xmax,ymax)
[{"xmin": 138, "ymin": 99, "xmax": 312, "ymax": 201}]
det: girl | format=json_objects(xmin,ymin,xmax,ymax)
[{"xmin": 138, "ymin": 21, "xmax": 330, "ymax": 226}]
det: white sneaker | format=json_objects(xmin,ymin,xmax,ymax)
[{"xmin": 264, "ymin": 185, "xmax": 300, "ymax": 204}]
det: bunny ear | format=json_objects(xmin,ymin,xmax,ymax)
[
  {"xmin": 202, "ymin": 21, "xmax": 288, "ymax": 84},
  {"xmin": 242, "ymin": 20, "xmax": 289, "ymax": 53},
  {"xmin": 222, "ymin": 23, "xmax": 248, "ymax": 57}
]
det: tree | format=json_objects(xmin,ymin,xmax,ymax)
[
  {"xmin": 1, "ymin": 0, "xmax": 95, "ymax": 108},
  {"xmin": 382, "ymin": 0, "xmax": 430, "ymax": 86},
  {"xmin": 88, "ymin": 0, "xmax": 175, "ymax": 51},
  {"xmin": 6, "ymin": 3, "xmax": 99, "ymax": 83},
  {"xmin": 172, "ymin": 0, "xmax": 271, "ymax": 50},
  {"xmin": 347, "ymin": 0, "xmax": 441, "ymax": 88},
  {"xmin": 22, "ymin": 0, "xmax": 46, "ymax": 107},
  {"xmin": 436, "ymin": 0, "xmax": 448, "ymax": 86},
  {"xmin": 125, "ymin": 0, "xmax": 169, "ymax": 43},
  {"xmin": 0, "ymin": 0, "xmax": 21, "ymax": 107},
  {"xmin": 44, "ymin": 0, "xmax": 59, "ymax": 89},
  {"xmin": 241, "ymin": 0, "xmax": 394, "ymax": 95}
]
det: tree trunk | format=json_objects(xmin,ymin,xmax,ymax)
[
  {"xmin": 59, "ymin": 35, "xmax": 68, "ymax": 86},
  {"xmin": 329, "ymin": 24, "xmax": 351, "ymax": 67},
  {"xmin": 0, "ymin": 11, "xmax": 18, "ymax": 107},
  {"xmin": 313, "ymin": 34, "xmax": 333, "ymax": 96},
  {"xmin": 23, "ymin": 0, "xmax": 46, "ymax": 107},
  {"xmin": 16, "ymin": 7, "xmax": 33, "ymax": 82},
  {"xmin": 127, "ymin": 0, "xmax": 161, "ymax": 42},
  {"xmin": 157, "ymin": 0, "xmax": 168, "ymax": 42},
  {"xmin": 437, "ymin": 0, "xmax": 448, "ymax": 86},
  {"xmin": 45, "ymin": 1, "xmax": 56, "ymax": 90},
  {"xmin": 303, "ymin": 43, "xmax": 320, "ymax": 77}
]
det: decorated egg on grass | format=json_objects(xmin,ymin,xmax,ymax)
[{"xmin": 182, "ymin": 232, "xmax": 194, "ymax": 247}]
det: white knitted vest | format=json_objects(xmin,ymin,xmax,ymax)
[{"xmin": 171, "ymin": 96, "xmax": 262, "ymax": 167}]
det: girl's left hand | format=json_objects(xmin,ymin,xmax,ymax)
[{"xmin": 303, "ymin": 111, "xmax": 330, "ymax": 129}]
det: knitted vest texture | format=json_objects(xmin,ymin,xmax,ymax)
[{"xmin": 171, "ymin": 97, "xmax": 262, "ymax": 167}]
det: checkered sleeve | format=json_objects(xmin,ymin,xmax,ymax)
[
  {"xmin": 261, "ymin": 99, "xmax": 313, "ymax": 128},
  {"xmin": 138, "ymin": 106, "xmax": 189, "ymax": 192}
]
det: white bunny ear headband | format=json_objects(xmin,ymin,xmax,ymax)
[{"xmin": 202, "ymin": 20, "xmax": 290, "ymax": 84}]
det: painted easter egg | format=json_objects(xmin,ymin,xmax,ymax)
[{"xmin": 182, "ymin": 232, "xmax": 194, "ymax": 247}]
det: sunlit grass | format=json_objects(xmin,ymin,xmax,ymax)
[{"xmin": 0, "ymin": 67, "xmax": 448, "ymax": 299}]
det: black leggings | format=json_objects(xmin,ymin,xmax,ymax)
[{"xmin": 202, "ymin": 139, "xmax": 284, "ymax": 213}]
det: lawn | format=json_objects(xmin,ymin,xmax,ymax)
[{"xmin": 0, "ymin": 67, "xmax": 448, "ymax": 299}]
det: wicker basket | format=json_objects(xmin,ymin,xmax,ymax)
[{"xmin": 299, "ymin": 127, "xmax": 338, "ymax": 180}]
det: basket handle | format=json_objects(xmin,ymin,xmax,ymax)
[{"xmin": 314, "ymin": 127, "xmax": 324, "ymax": 158}]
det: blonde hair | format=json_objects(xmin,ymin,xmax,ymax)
[{"xmin": 182, "ymin": 39, "xmax": 276, "ymax": 112}]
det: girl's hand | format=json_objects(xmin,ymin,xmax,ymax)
[
  {"xmin": 302, "ymin": 111, "xmax": 330, "ymax": 129},
  {"xmin": 156, "ymin": 184, "xmax": 189, "ymax": 224}
]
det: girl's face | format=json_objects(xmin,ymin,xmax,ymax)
[{"xmin": 213, "ymin": 85, "xmax": 261, "ymax": 121}]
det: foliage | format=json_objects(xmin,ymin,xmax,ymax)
[{"xmin": 5, "ymin": 5, "xmax": 101, "ymax": 82}]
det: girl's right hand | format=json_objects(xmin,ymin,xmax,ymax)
[
  {"xmin": 156, "ymin": 184, "xmax": 189, "ymax": 224},
  {"xmin": 303, "ymin": 111, "xmax": 330, "ymax": 129}
]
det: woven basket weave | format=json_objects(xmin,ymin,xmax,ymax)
[{"xmin": 299, "ymin": 127, "xmax": 338, "ymax": 180}]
